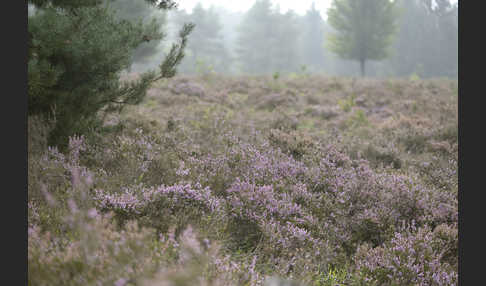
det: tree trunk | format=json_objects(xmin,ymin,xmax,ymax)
[{"xmin": 360, "ymin": 59, "xmax": 366, "ymax": 77}]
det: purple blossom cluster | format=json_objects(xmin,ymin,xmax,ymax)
[
  {"xmin": 157, "ymin": 135, "xmax": 457, "ymax": 266},
  {"xmin": 62, "ymin": 130, "xmax": 456, "ymax": 278},
  {"xmin": 38, "ymin": 135, "xmax": 94, "ymax": 198},
  {"xmin": 186, "ymin": 138, "xmax": 308, "ymax": 189},
  {"xmin": 355, "ymin": 222, "xmax": 457, "ymax": 285},
  {"xmin": 226, "ymin": 179, "xmax": 306, "ymax": 221},
  {"xmin": 34, "ymin": 129, "xmax": 458, "ymax": 284},
  {"xmin": 93, "ymin": 183, "xmax": 222, "ymax": 215},
  {"xmin": 298, "ymin": 145, "xmax": 457, "ymax": 247},
  {"xmin": 224, "ymin": 179, "xmax": 328, "ymax": 261}
]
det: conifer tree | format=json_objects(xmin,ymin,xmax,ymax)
[
  {"xmin": 388, "ymin": 0, "xmax": 428, "ymax": 76},
  {"xmin": 107, "ymin": 0, "xmax": 168, "ymax": 66},
  {"xmin": 426, "ymin": 0, "xmax": 458, "ymax": 77},
  {"xmin": 301, "ymin": 2, "xmax": 326, "ymax": 72},
  {"xmin": 236, "ymin": 0, "xmax": 301, "ymax": 74},
  {"xmin": 172, "ymin": 3, "xmax": 229, "ymax": 74},
  {"xmin": 388, "ymin": 0, "xmax": 457, "ymax": 78},
  {"xmin": 236, "ymin": 0, "xmax": 274, "ymax": 74},
  {"xmin": 271, "ymin": 9, "xmax": 301, "ymax": 73},
  {"xmin": 28, "ymin": 0, "xmax": 193, "ymax": 146},
  {"xmin": 327, "ymin": 0, "xmax": 398, "ymax": 76}
]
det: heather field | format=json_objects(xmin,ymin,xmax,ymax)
[{"xmin": 28, "ymin": 75, "xmax": 458, "ymax": 285}]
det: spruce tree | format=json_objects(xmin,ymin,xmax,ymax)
[
  {"xmin": 28, "ymin": 0, "xmax": 194, "ymax": 147},
  {"xmin": 327, "ymin": 0, "xmax": 398, "ymax": 76}
]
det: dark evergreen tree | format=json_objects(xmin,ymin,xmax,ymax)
[
  {"xmin": 107, "ymin": 0, "xmax": 168, "ymax": 66},
  {"xmin": 28, "ymin": 0, "xmax": 194, "ymax": 146},
  {"xmin": 327, "ymin": 0, "xmax": 398, "ymax": 76}
]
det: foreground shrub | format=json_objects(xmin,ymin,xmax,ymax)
[
  {"xmin": 28, "ymin": 215, "xmax": 162, "ymax": 286},
  {"xmin": 301, "ymin": 145, "xmax": 457, "ymax": 254},
  {"xmin": 93, "ymin": 182, "xmax": 223, "ymax": 234},
  {"xmin": 27, "ymin": 76, "xmax": 458, "ymax": 285},
  {"xmin": 355, "ymin": 222, "xmax": 458, "ymax": 285}
]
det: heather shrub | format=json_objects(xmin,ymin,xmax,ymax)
[
  {"xmin": 399, "ymin": 130, "xmax": 430, "ymax": 154},
  {"xmin": 170, "ymin": 139, "xmax": 333, "ymax": 271},
  {"xmin": 28, "ymin": 76, "xmax": 458, "ymax": 285},
  {"xmin": 225, "ymin": 215, "xmax": 263, "ymax": 253},
  {"xmin": 300, "ymin": 145, "xmax": 456, "ymax": 253},
  {"xmin": 28, "ymin": 216, "xmax": 162, "ymax": 286},
  {"xmin": 416, "ymin": 156, "xmax": 457, "ymax": 192},
  {"xmin": 435, "ymin": 123, "xmax": 458, "ymax": 144},
  {"xmin": 30, "ymin": 193, "xmax": 256, "ymax": 286},
  {"xmin": 28, "ymin": 136, "xmax": 259, "ymax": 285},
  {"xmin": 28, "ymin": 135, "xmax": 88, "ymax": 218},
  {"xmin": 29, "ymin": 141, "xmax": 162, "ymax": 285},
  {"xmin": 93, "ymin": 182, "xmax": 223, "ymax": 234},
  {"xmin": 183, "ymin": 137, "xmax": 307, "ymax": 192},
  {"xmin": 431, "ymin": 223, "xmax": 458, "ymax": 268},
  {"xmin": 225, "ymin": 180, "xmax": 317, "ymax": 250},
  {"xmin": 268, "ymin": 129, "xmax": 314, "ymax": 159},
  {"xmin": 355, "ymin": 223, "xmax": 458, "ymax": 285},
  {"xmin": 82, "ymin": 127, "xmax": 176, "ymax": 190},
  {"xmin": 305, "ymin": 106, "xmax": 340, "ymax": 120},
  {"xmin": 141, "ymin": 226, "xmax": 266, "ymax": 286},
  {"xmin": 305, "ymin": 93, "xmax": 321, "ymax": 105},
  {"xmin": 256, "ymin": 93, "xmax": 297, "ymax": 111},
  {"xmin": 170, "ymin": 80, "xmax": 206, "ymax": 97},
  {"xmin": 270, "ymin": 113, "xmax": 299, "ymax": 131},
  {"xmin": 362, "ymin": 144, "xmax": 402, "ymax": 169}
]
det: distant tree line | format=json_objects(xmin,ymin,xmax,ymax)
[{"xmin": 164, "ymin": 0, "xmax": 457, "ymax": 78}]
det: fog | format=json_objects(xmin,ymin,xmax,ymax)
[
  {"xmin": 177, "ymin": 0, "xmax": 332, "ymax": 18},
  {"xmin": 124, "ymin": 0, "xmax": 458, "ymax": 79}
]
